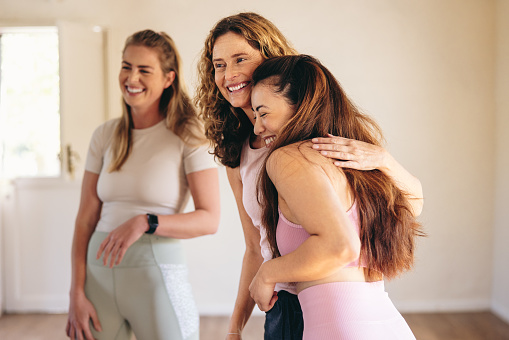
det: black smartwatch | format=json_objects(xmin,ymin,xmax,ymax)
[{"xmin": 146, "ymin": 213, "xmax": 159, "ymax": 234}]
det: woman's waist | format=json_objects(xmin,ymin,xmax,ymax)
[
  {"xmin": 295, "ymin": 267, "xmax": 375, "ymax": 294},
  {"xmin": 96, "ymin": 204, "xmax": 176, "ymax": 233},
  {"xmin": 87, "ymin": 231, "xmax": 185, "ymax": 267}
]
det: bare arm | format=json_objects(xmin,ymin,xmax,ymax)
[
  {"xmin": 66, "ymin": 171, "xmax": 103, "ymax": 340},
  {"xmin": 225, "ymin": 166, "xmax": 264, "ymax": 339},
  {"xmin": 250, "ymin": 147, "xmax": 361, "ymax": 311},
  {"xmin": 312, "ymin": 134, "xmax": 423, "ymax": 215},
  {"xmin": 156, "ymin": 167, "xmax": 221, "ymax": 238},
  {"xmin": 97, "ymin": 168, "xmax": 220, "ymax": 267}
]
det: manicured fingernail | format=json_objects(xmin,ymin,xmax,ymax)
[{"xmin": 321, "ymin": 151, "xmax": 328, "ymax": 155}]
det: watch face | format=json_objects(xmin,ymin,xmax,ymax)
[
  {"xmin": 148, "ymin": 214, "xmax": 158, "ymax": 226},
  {"xmin": 147, "ymin": 214, "xmax": 158, "ymax": 234}
]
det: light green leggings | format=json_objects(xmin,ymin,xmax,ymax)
[{"xmin": 85, "ymin": 231, "xmax": 199, "ymax": 340}]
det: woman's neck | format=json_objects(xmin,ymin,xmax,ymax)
[{"xmin": 131, "ymin": 108, "xmax": 164, "ymax": 129}]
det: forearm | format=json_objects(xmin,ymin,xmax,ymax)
[
  {"xmin": 258, "ymin": 235, "xmax": 356, "ymax": 286},
  {"xmin": 154, "ymin": 208, "xmax": 220, "ymax": 239},
  {"xmin": 380, "ymin": 153, "xmax": 424, "ymax": 216},
  {"xmin": 228, "ymin": 249, "xmax": 264, "ymax": 334},
  {"xmin": 69, "ymin": 222, "xmax": 96, "ymax": 296}
]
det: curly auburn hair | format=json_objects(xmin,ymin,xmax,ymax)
[
  {"xmin": 195, "ymin": 12, "xmax": 297, "ymax": 168},
  {"xmin": 253, "ymin": 55, "xmax": 425, "ymax": 280}
]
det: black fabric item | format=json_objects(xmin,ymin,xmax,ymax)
[{"xmin": 264, "ymin": 290, "xmax": 304, "ymax": 340}]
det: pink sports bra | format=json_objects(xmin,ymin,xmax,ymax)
[{"xmin": 276, "ymin": 201, "xmax": 366, "ymax": 268}]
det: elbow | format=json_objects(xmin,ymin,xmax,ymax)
[
  {"xmin": 409, "ymin": 198, "xmax": 424, "ymax": 217},
  {"xmin": 206, "ymin": 224, "xmax": 219, "ymax": 236},
  {"xmin": 197, "ymin": 205, "xmax": 220, "ymax": 236},
  {"xmin": 331, "ymin": 237, "xmax": 361, "ymax": 267},
  {"xmin": 204, "ymin": 211, "xmax": 221, "ymax": 235},
  {"xmin": 411, "ymin": 181, "xmax": 424, "ymax": 217},
  {"xmin": 200, "ymin": 221, "xmax": 219, "ymax": 236}
]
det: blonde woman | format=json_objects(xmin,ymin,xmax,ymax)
[{"xmin": 66, "ymin": 30, "xmax": 220, "ymax": 340}]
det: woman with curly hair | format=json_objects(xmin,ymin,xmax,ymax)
[
  {"xmin": 66, "ymin": 30, "xmax": 220, "ymax": 340},
  {"xmin": 195, "ymin": 12, "xmax": 423, "ymax": 340},
  {"xmin": 249, "ymin": 54, "xmax": 422, "ymax": 339}
]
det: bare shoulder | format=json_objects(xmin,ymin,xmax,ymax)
[
  {"xmin": 267, "ymin": 141, "xmax": 351, "ymax": 207},
  {"xmin": 267, "ymin": 141, "xmax": 344, "ymax": 178}
]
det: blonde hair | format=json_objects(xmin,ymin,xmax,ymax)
[
  {"xmin": 195, "ymin": 12, "xmax": 297, "ymax": 168},
  {"xmin": 109, "ymin": 30, "xmax": 205, "ymax": 172}
]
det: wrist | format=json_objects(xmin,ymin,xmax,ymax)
[
  {"xmin": 227, "ymin": 319, "xmax": 244, "ymax": 335},
  {"xmin": 257, "ymin": 262, "xmax": 273, "ymax": 285},
  {"xmin": 379, "ymin": 149, "xmax": 394, "ymax": 174},
  {"xmin": 69, "ymin": 288, "xmax": 86, "ymax": 299}
]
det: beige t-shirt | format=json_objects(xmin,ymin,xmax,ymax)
[{"xmin": 85, "ymin": 118, "xmax": 216, "ymax": 233}]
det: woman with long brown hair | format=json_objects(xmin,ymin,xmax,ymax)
[
  {"xmin": 66, "ymin": 30, "xmax": 220, "ymax": 340},
  {"xmin": 249, "ymin": 54, "xmax": 423, "ymax": 339}
]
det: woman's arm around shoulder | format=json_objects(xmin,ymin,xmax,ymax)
[{"xmin": 312, "ymin": 135, "xmax": 423, "ymax": 216}]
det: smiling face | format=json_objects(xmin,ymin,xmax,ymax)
[
  {"xmin": 251, "ymin": 81, "xmax": 295, "ymax": 148},
  {"xmin": 119, "ymin": 45, "xmax": 175, "ymax": 115},
  {"xmin": 212, "ymin": 32, "xmax": 264, "ymax": 115}
]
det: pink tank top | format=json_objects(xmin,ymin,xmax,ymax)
[{"xmin": 276, "ymin": 201, "xmax": 366, "ymax": 268}]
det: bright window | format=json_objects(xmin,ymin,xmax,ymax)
[{"xmin": 0, "ymin": 27, "xmax": 60, "ymax": 179}]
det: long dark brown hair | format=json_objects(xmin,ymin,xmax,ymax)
[
  {"xmin": 195, "ymin": 12, "xmax": 297, "ymax": 168},
  {"xmin": 254, "ymin": 55, "xmax": 424, "ymax": 280}
]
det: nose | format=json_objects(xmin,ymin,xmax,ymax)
[
  {"xmin": 253, "ymin": 116, "xmax": 265, "ymax": 136},
  {"xmin": 127, "ymin": 70, "xmax": 140, "ymax": 83},
  {"xmin": 224, "ymin": 65, "xmax": 237, "ymax": 81}
]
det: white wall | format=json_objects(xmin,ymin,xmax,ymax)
[
  {"xmin": 492, "ymin": 0, "xmax": 509, "ymax": 324},
  {"xmin": 0, "ymin": 0, "xmax": 505, "ymax": 317}
]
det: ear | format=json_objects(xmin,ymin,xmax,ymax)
[{"xmin": 164, "ymin": 71, "xmax": 176, "ymax": 89}]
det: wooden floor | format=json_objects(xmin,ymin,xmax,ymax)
[{"xmin": 0, "ymin": 311, "xmax": 508, "ymax": 339}]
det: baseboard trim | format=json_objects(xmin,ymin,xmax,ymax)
[
  {"xmin": 492, "ymin": 301, "xmax": 509, "ymax": 323},
  {"xmin": 393, "ymin": 298, "xmax": 491, "ymax": 313},
  {"xmin": 198, "ymin": 305, "xmax": 264, "ymax": 316}
]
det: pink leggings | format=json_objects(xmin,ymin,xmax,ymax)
[{"xmin": 298, "ymin": 281, "xmax": 415, "ymax": 340}]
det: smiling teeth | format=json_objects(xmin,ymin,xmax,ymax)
[
  {"xmin": 228, "ymin": 83, "xmax": 247, "ymax": 92},
  {"xmin": 127, "ymin": 87, "xmax": 143, "ymax": 93},
  {"xmin": 264, "ymin": 136, "xmax": 276, "ymax": 147}
]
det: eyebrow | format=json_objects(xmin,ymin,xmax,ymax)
[
  {"xmin": 212, "ymin": 52, "xmax": 249, "ymax": 63},
  {"xmin": 254, "ymin": 105, "xmax": 268, "ymax": 112},
  {"xmin": 122, "ymin": 61, "xmax": 154, "ymax": 70}
]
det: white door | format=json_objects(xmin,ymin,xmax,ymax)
[
  {"xmin": 59, "ymin": 21, "xmax": 107, "ymax": 179},
  {"xmin": 1, "ymin": 22, "xmax": 106, "ymax": 312}
]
